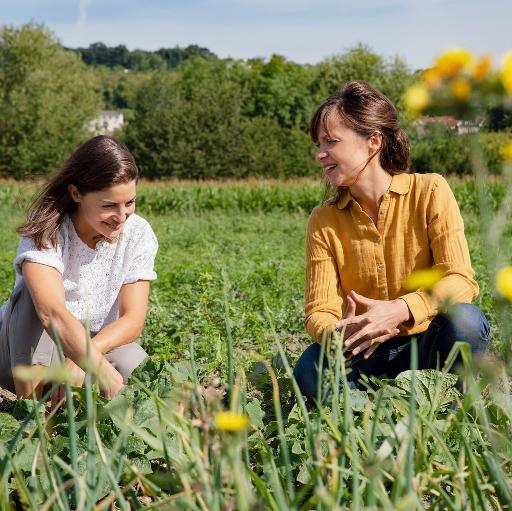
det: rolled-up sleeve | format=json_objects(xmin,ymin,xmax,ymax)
[
  {"xmin": 401, "ymin": 175, "xmax": 478, "ymax": 327},
  {"xmin": 123, "ymin": 222, "xmax": 159, "ymax": 284},
  {"xmin": 304, "ymin": 207, "xmax": 343, "ymax": 342},
  {"xmin": 14, "ymin": 237, "xmax": 64, "ymax": 276}
]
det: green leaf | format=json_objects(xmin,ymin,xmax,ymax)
[
  {"xmin": 245, "ymin": 399, "xmax": 265, "ymax": 430},
  {"xmin": 13, "ymin": 438, "xmax": 38, "ymax": 472},
  {"xmin": 0, "ymin": 413, "xmax": 20, "ymax": 443},
  {"xmin": 297, "ymin": 462, "xmax": 311, "ymax": 484},
  {"xmin": 169, "ymin": 360, "xmax": 195, "ymax": 384},
  {"xmin": 394, "ymin": 369, "xmax": 459, "ymax": 413},
  {"xmin": 125, "ymin": 434, "xmax": 147, "ymax": 455}
]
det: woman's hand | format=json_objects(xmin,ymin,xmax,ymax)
[
  {"xmin": 51, "ymin": 357, "xmax": 123, "ymax": 407},
  {"xmin": 51, "ymin": 358, "xmax": 86, "ymax": 408},
  {"xmin": 97, "ymin": 359, "xmax": 124, "ymax": 399},
  {"xmin": 335, "ymin": 291, "xmax": 411, "ymax": 359}
]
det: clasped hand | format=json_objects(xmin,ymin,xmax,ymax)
[{"xmin": 334, "ymin": 290, "xmax": 410, "ymax": 359}]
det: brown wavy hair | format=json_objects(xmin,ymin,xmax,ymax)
[
  {"xmin": 18, "ymin": 135, "xmax": 138, "ymax": 249},
  {"xmin": 310, "ymin": 80, "xmax": 410, "ymax": 203}
]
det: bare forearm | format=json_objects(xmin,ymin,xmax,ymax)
[
  {"xmin": 40, "ymin": 307, "xmax": 105, "ymax": 367},
  {"xmin": 92, "ymin": 315, "xmax": 144, "ymax": 354}
]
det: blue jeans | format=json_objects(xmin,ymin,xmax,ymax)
[{"xmin": 293, "ymin": 304, "xmax": 490, "ymax": 403}]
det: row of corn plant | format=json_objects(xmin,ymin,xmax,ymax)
[{"xmin": 0, "ymin": 178, "xmax": 507, "ymax": 215}]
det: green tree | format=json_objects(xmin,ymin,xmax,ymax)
[
  {"xmin": 311, "ymin": 44, "xmax": 414, "ymax": 113},
  {"xmin": 239, "ymin": 55, "xmax": 316, "ymax": 130},
  {"xmin": 0, "ymin": 23, "xmax": 102, "ymax": 178},
  {"xmin": 93, "ymin": 66, "xmax": 154, "ymax": 110},
  {"xmin": 123, "ymin": 58, "xmax": 316, "ymax": 179}
]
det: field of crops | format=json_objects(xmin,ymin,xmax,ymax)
[{"xmin": 1, "ymin": 178, "xmax": 512, "ymax": 509}]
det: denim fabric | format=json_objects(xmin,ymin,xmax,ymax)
[{"xmin": 293, "ymin": 303, "xmax": 490, "ymax": 403}]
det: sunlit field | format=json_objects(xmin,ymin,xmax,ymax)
[{"xmin": 1, "ymin": 177, "xmax": 512, "ymax": 509}]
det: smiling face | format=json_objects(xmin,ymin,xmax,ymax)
[
  {"xmin": 315, "ymin": 112, "xmax": 379, "ymax": 188},
  {"xmin": 68, "ymin": 180, "xmax": 137, "ymax": 242}
]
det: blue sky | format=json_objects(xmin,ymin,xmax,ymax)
[{"xmin": 1, "ymin": 0, "xmax": 511, "ymax": 70}]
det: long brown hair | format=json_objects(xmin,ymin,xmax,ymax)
[
  {"xmin": 310, "ymin": 80, "xmax": 410, "ymax": 204},
  {"xmin": 18, "ymin": 135, "xmax": 138, "ymax": 249}
]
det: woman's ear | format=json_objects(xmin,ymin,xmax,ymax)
[
  {"xmin": 368, "ymin": 131, "xmax": 382, "ymax": 154},
  {"xmin": 68, "ymin": 184, "xmax": 81, "ymax": 204}
]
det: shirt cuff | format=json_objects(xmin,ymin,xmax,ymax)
[
  {"xmin": 305, "ymin": 312, "xmax": 338, "ymax": 343},
  {"xmin": 399, "ymin": 292, "xmax": 432, "ymax": 328}
]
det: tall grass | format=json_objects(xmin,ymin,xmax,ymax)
[{"xmin": 1, "ymin": 315, "xmax": 511, "ymax": 509}]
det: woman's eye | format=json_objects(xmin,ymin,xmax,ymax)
[
  {"xmin": 102, "ymin": 204, "xmax": 114, "ymax": 209},
  {"xmin": 327, "ymin": 139, "xmax": 337, "ymax": 145}
]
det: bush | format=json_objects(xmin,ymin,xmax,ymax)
[{"xmin": 410, "ymin": 123, "xmax": 508, "ymax": 175}]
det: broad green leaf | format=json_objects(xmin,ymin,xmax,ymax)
[
  {"xmin": 394, "ymin": 369, "xmax": 459, "ymax": 413},
  {"xmin": 0, "ymin": 413, "xmax": 20, "ymax": 443}
]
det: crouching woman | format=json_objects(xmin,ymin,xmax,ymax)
[
  {"xmin": 0, "ymin": 135, "xmax": 158, "ymax": 400},
  {"xmin": 294, "ymin": 81, "xmax": 490, "ymax": 402}
]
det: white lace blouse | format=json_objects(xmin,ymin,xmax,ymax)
[{"xmin": 0, "ymin": 213, "xmax": 158, "ymax": 332}]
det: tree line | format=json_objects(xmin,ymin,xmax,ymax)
[
  {"xmin": 66, "ymin": 42, "xmax": 217, "ymax": 71},
  {"xmin": 0, "ymin": 23, "xmax": 509, "ymax": 179}
]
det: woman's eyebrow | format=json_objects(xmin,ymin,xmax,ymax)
[{"xmin": 100, "ymin": 196, "xmax": 136, "ymax": 204}]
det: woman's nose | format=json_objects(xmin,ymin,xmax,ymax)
[
  {"xmin": 114, "ymin": 208, "xmax": 127, "ymax": 223},
  {"xmin": 316, "ymin": 147, "xmax": 327, "ymax": 161}
]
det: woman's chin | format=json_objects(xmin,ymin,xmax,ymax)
[
  {"xmin": 98, "ymin": 224, "xmax": 123, "ymax": 240},
  {"xmin": 326, "ymin": 175, "xmax": 346, "ymax": 188}
]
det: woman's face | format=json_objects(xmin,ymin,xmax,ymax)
[
  {"xmin": 315, "ymin": 114, "xmax": 375, "ymax": 188},
  {"xmin": 69, "ymin": 180, "xmax": 137, "ymax": 241}
]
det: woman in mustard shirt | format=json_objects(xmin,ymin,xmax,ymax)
[{"xmin": 294, "ymin": 80, "xmax": 489, "ymax": 402}]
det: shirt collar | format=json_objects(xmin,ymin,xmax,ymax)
[
  {"xmin": 336, "ymin": 172, "xmax": 411, "ymax": 210},
  {"xmin": 389, "ymin": 172, "xmax": 411, "ymax": 195}
]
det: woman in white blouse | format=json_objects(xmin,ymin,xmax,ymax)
[{"xmin": 0, "ymin": 135, "xmax": 158, "ymax": 401}]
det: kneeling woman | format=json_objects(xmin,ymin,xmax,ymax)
[
  {"xmin": 0, "ymin": 136, "xmax": 158, "ymax": 399},
  {"xmin": 294, "ymin": 81, "xmax": 490, "ymax": 402}
]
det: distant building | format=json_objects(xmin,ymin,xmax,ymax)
[
  {"xmin": 88, "ymin": 111, "xmax": 124, "ymax": 135},
  {"xmin": 416, "ymin": 115, "xmax": 484, "ymax": 135}
]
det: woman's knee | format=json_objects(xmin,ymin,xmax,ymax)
[
  {"xmin": 106, "ymin": 343, "xmax": 148, "ymax": 383},
  {"xmin": 293, "ymin": 343, "xmax": 323, "ymax": 402},
  {"xmin": 438, "ymin": 303, "xmax": 490, "ymax": 355}
]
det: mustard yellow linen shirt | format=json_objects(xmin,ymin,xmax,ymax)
[{"xmin": 304, "ymin": 172, "xmax": 479, "ymax": 342}]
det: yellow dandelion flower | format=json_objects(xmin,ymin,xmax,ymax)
[
  {"xmin": 436, "ymin": 48, "xmax": 475, "ymax": 78},
  {"xmin": 404, "ymin": 268, "xmax": 445, "ymax": 291},
  {"xmin": 501, "ymin": 140, "xmax": 512, "ymax": 161},
  {"xmin": 451, "ymin": 78, "xmax": 472, "ymax": 101},
  {"xmin": 471, "ymin": 54, "xmax": 492, "ymax": 81},
  {"xmin": 500, "ymin": 51, "xmax": 512, "ymax": 94},
  {"xmin": 422, "ymin": 67, "xmax": 443, "ymax": 88},
  {"xmin": 496, "ymin": 266, "xmax": 512, "ymax": 301},
  {"xmin": 404, "ymin": 83, "xmax": 430, "ymax": 116},
  {"xmin": 215, "ymin": 411, "xmax": 249, "ymax": 432}
]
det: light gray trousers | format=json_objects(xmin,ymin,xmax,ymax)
[{"xmin": 0, "ymin": 281, "xmax": 148, "ymax": 393}]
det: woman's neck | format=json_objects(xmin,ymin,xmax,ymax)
[
  {"xmin": 349, "ymin": 164, "xmax": 393, "ymax": 212},
  {"xmin": 69, "ymin": 211, "xmax": 102, "ymax": 249}
]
